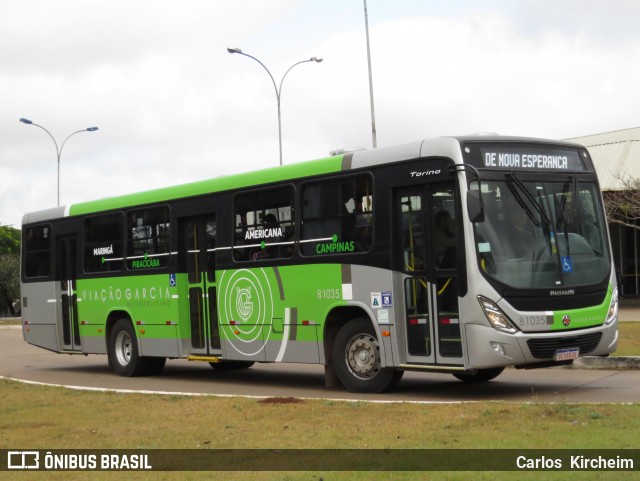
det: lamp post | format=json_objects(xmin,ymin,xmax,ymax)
[
  {"xmin": 363, "ymin": 0, "xmax": 377, "ymax": 148},
  {"xmin": 20, "ymin": 118, "xmax": 99, "ymax": 206},
  {"xmin": 227, "ymin": 48, "xmax": 322, "ymax": 165}
]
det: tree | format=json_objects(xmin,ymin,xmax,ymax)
[
  {"xmin": 0, "ymin": 225, "xmax": 20, "ymax": 316},
  {"xmin": 0, "ymin": 253, "xmax": 19, "ymax": 315},
  {"xmin": 0, "ymin": 225, "xmax": 20, "ymax": 254},
  {"xmin": 602, "ymin": 176, "xmax": 640, "ymax": 230}
]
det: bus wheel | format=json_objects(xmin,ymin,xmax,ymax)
[
  {"xmin": 145, "ymin": 357, "xmax": 167, "ymax": 376},
  {"xmin": 108, "ymin": 319, "xmax": 147, "ymax": 377},
  {"xmin": 452, "ymin": 367, "xmax": 504, "ymax": 383},
  {"xmin": 209, "ymin": 361, "xmax": 255, "ymax": 370},
  {"xmin": 333, "ymin": 318, "xmax": 400, "ymax": 393}
]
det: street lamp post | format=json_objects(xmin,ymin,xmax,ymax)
[
  {"xmin": 20, "ymin": 118, "xmax": 99, "ymax": 206},
  {"xmin": 363, "ymin": 0, "xmax": 377, "ymax": 148},
  {"xmin": 227, "ymin": 48, "xmax": 322, "ymax": 165}
]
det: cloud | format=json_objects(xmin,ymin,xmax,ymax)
[{"xmin": 2, "ymin": 1, "xmax": 639, "ymax": 228}]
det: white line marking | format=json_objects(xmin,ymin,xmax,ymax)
[{"xmin": 0, "ymin": 375, "xmax": 473, "ymax": 404}]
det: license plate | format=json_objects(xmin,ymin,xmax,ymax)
[{"xmin": 554, "ymin": 347, "xmax": 580, "ymax": 361}]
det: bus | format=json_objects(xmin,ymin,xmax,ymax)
[{"xmin": 20, "ymin": 135, "xmax": 618, "ymax": 393}]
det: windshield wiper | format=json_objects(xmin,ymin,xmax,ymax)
[
  {"xmin": 506, "ymin": 173, "xmax": 561, "ymax": 267},
  {"xmin": 558, "ymin": 175, "xmax": 577, "ymax": 226},
  {"xmin": 505, "ymin": 173, "xmax": 553, "ymax": 229},
  {"xmin": 556, "ymin": 175, "xmax": 578, "ymax": 263}
]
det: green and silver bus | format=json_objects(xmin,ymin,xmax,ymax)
[{"xmin": 21, "ymin": 135, "xmax": 618, "ymax": 393}]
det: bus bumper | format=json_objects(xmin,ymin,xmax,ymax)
[{"xmin": 465, "ymin": 321, "xmax": 618, "ymax": 370}]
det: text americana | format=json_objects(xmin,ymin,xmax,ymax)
[{"xmin": 245, "ymin": 227, "xmax": 283, "ymax": 241}]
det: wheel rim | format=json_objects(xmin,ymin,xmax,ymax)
[
  {"xmin": 345, "ymin": 332, "xmax": 381, "ymax": 380},
  {"xmin": 115, "ymin": 330, "xmax": 132, "ymax": 366}
]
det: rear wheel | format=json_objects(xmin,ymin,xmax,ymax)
[
  {"xmin": 452, "ymin": 367, "xmax": 504, "ymax": 383},
  {"xmin": 145, "ymin": 357, "xmax": 167, "ymax": 376},
  {"xmin": 108, "ymin": 319, "xmax": 164, "ymax": 377},
  {"xmin": 333, "ymin": 318, "xmax": 401, "ymax": 393}
]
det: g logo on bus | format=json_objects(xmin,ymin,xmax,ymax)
[
  {"xmin": 562, "ymin": 315, "xmax": 571, "ymax": 327},
  {"xmin": 236, "ymin": 287, "xmax": 254, "ymax": 322},
  {"xmin": 220, "ymin": 268, "xmax": 275, "ymax": 357}
]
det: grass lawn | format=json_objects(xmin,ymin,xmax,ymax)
[
  {"xmin": 616, "ymin": 321, "xmax": 640, "ymax": 356},
  {"xmin": 0, "ymin": 320, "xmax": 638, "ymax": 480},
  {"xmin": 1, "ymin": 377, "xmax": 639, "ymax": 481}
]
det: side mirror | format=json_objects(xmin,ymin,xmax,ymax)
[{"xmin": 467, "ymin": 190, "xmax": 484, "ymax": 223}]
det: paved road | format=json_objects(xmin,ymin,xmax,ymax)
[{"xmin": 2, "ymin": 328, "xmax": 639, "ymax": 403}]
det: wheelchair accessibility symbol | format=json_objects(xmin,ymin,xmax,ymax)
[{"xmin": 561, "ymin": 256, "xmax": 573, "ymax": 273}]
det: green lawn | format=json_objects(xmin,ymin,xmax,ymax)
[
  {"xmin": 616, "ymin": 321, "xmax": 640, "ymax": 356},
  {"xmin": 1, "ymin": 378, "xmax": 638, "ymax": 481}
]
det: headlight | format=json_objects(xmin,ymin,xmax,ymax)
[
  {"xmin": 605, "ymin": 288, "xmax": 618, "ymax": 325},
  {"xmin": 477, "ymin": 296, "xmax": 518, "ymax": 334}
]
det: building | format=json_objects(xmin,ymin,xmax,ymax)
[{"xmin": 566, "ymin": 127, "xmax": 640, "ymax": 297}]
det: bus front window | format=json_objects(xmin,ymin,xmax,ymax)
[{"xmin": 472, "ymin": 178, "xmax": 610, "ymax": 291}]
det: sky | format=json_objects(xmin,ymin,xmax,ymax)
[{"xmin": 2, "ymin": 0, "xmax": 640, "ymax": 228}]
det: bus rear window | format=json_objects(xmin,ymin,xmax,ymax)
[{"xmin": 24, "ymin": 224, "xmax": 51, "ymax": 278}]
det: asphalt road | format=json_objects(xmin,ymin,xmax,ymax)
[{"xmin": 2, "ymin": 327, "xmax": 639, "ymax": 403}]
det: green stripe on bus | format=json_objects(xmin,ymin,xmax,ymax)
[
  {"xmin": 69, "ymin": 156, "xmax": 343, "ymax": 216},
  {"xmin": 551, "ymin": 290, "xmax": 612, "ymax": 331}
]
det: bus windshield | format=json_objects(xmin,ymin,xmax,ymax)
[{"xmin": 472, "ymin": 177, "xmax": 611, "ymax": 291}]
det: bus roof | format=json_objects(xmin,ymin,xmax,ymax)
[{"xmin": 22, "ymin": 135, "xmax": 587, "ymax": 224}]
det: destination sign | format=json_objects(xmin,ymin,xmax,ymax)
[{"xmin": 463, "ymin": 144, "xmax": 586, "ymax": 172}]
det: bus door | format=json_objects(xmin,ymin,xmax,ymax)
[
  {"xmin": 180, "ymin": 215, "xmax": 221, "ymax": 356},
  {"xmin": 395, "ymin": 182, "xmax": 463, "ymax": 365},
  {"xmin": 56, "ymin": 235, "xmax": 81, "ymax": 351}
]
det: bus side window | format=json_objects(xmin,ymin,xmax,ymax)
[
  {"xmin": 233, "ymin": 186, "xmax": 295, "ymax": 262},
  {"xmin": 126, "ymin": 206, "xmax": 171, "ymax": 269},
  {"xmin": 84, "ymin": 214, "xmax": 124, "ymax": 273},
  {"xmin": 24, "ymin": 224, "xmax": 52, "ymax": 278},
  {"xmin": 431, "ymin": 186, "xmax": 457, "ymax": 269},
  {"xmin": 342, "ymin": 177, "xmax": 373, "ymax": 252},
  {"xmin": 300, "ymin": 174, "xmax": 373, "ymax": 256}
]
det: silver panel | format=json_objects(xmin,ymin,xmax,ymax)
[
  {"xmin": 221, "ymin": 338, "xmax": 267, "ymax": 362},
  {"xmin": 81, "ymin": 335, "xmax": 107, "ymax": 355},
  {"xmin": 264, "ymin": 329, "xmax": 320, "ymax": 364},
  {"xmin": 23, "ymin": 324, "xmax": 58, "ymax": 352},
  {"xmin": 21, "ymin": 281, "xmax": 61, "ymax": 351},
  {"xmin": 22, "ymin": 206, "xmax": 67, "ymax": 224},
  {"xmin": 349, "ymin": 265, "xmax": 396, "ymax": 368},
  {"xmin": 139, "ymin": 337, "xmax": 181, "ymax": 358}
]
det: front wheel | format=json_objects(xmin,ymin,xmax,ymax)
[
  {"xmin": 333, "ymin": 318, "xmax": 402, "ymax": 393},
  {"xmin": 452, "ymin": 367, "xmax": 505, "ymax": 383}
]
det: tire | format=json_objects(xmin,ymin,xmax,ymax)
[
  {"xmin": 333, "ymin": 318, "xmax": 401, "ymax": 393},
  {"xmin": 209, "ymin": 361, "xmax": 255, "ymax": 370},
  {"xmin": 145, "ymin": 357, "xmax": 167, "ymax": 376},
  {"xmin": 108, "ymin": 319, "xmax": 148, "ymax": 377},
  {"xmin": 387, "ymin": 369, "xmax": 405, "ymax": 391},
  {"xmin": 452, "ymin": 367, "xmax": 505, "ymax": 383}
]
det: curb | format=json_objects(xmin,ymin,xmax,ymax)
[{"xmin": 572, "ymin": 356, "xmax": 640, "ymax": 370}]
